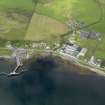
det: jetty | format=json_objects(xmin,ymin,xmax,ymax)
[
  {"xmin": 9, "ymin": 56, "xmax": 23, "ymax": 75},
  {"xmin": 5, "ymin": 45, "xmax": 27, "ymax": 75}
]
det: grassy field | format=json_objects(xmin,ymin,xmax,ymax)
[
  {"xmin": 35, "ymin": 0, "xmax": 100, "ymax": 23},
  {"xmin": 0, "ymin": 0, "xmax": 33, "ymax": 11},
  {"xmin": 0, "ymin": 48, "xmax": 11, "ymax": 56},
  {"xmin": 0, "ymin": 0, "xmax": 34, "ymax": 40},
  {"xmin": 25, "ymin": 13, "xmax": 69, "ymax": 41},
  {"xmin": 99, "ymin": 0, "xmax": 105, "ymax": 4},
  {"xmin": 0, "ymin": 12, "xmax": 29, "ymax": 40}
]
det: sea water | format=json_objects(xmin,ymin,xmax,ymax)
[{"xmin": 0, "ymin": 56, "xmax": 105, "ymax": 105}]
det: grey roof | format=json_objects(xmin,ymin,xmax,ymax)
[
  {"xmin": 89, "ymin": 32, "xmax": 101, "ymax": 39},
  {"xmin": 80, "ymin": 31, "xmax": 101, "ymax": 39}
]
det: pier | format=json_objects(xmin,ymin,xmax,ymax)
[
  {"xmin": 9, "ymin": 55, "xmax": 23, "ymax": 75},
  {"xmin": 8, "ymin": 46, "xmax": 27, "ymax": 75}
]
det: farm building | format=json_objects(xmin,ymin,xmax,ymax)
[{"xmin": 79, "ymin": 30, "xmax": 101, "ymax": 40}]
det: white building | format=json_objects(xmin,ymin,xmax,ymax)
[
  {"xmin": 59, "ymin": 43, "xmax": 82, "ymax": 59},
  {"xmin": 88, "ymin": 56, "xmax": 101, "ymax": 67},
  {"xmin": 77, "ymin": 48, "xmax": 87, "ymax": 58}
]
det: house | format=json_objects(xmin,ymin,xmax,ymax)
[
  {"xmin": 77, "ymin": 48, "xmax": 87, "ymax": 58},
  {"xmin": 79, "ymin": 31, "xmax": 89, "ymax": 39},
  {"xmin": 89, "ymin": 32, "xmax": 101, "ymax": 39},
  {"xmin": 88, "ymin": 56, "xmax": 102, "ymax": 67}
]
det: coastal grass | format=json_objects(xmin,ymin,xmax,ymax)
[{"xmin": 0, "ymin": 48, "xmax": 12, "ymax": 56}]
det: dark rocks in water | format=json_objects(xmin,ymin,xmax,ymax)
[{"xmin": 7, "ymin": 56, "xmax": 105, "ymax": 105}]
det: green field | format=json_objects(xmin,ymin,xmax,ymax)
[
  {"xmin": 35, "ymin": 0, "xmax": 100, "ymax": 23},
  {"xmin": 0, "ymin": 0, "xmax": 34, "ymax": 11},
  {"xmin": 0, "ymin": 0, "xmax": 34, "ymax": 40}
]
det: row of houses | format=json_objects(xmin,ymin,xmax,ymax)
[
  {"xmin": 6, "ymin": 42, "xmax": 52, "ymax": 59},
  {"xmin": 25, "ymin": 42, "xmax": 48, "ymax": 49},
  {"xmin": 66, "ymin": 20, "xmax": 86, "ymax": 30},
  {"xmin": 78, "ymin": 30, "xmax": 102, "ymax": 67}
]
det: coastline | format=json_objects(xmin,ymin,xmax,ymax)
[
  {"xmin": 0, "ymin": 50, "xmax": 105, "ymax": 77},
  {"xmin": 52, "ymin": 51, "xmax": 105, "ymax": 77}
]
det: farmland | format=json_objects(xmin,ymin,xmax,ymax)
[
  {"xmin": 25, "ymin": 0, "xmax": 102, "ymax": 42},
  {"xmin": 0, "ymin": 0, "xmax": 105, "ymax": 60},
  {"xmin": 25, "ymin": 13, "xmax": 69, "ymax": 41},
  {"xmin": 75, "ymin": 0, "xmax": 105, "ymax": 59},
  {"xmin": 0, "ymin": 0, "xmax": 101, "ymax": 41},
  {"xmin": 0, "ymin": 0, "xmax": 34, "ymax": 40}
]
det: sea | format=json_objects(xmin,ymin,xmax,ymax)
[{"xmin": 0, "ymin": 56, "xmax": 105, "ymax": 105}]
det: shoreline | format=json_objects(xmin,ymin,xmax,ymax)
[
  {"xmin": 52, "ymin": 52, "xmax": 105, "ymax": 77},
  {"xmin": 0, "ymin": 51, "xmax": 105, "ymax": 77}
]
